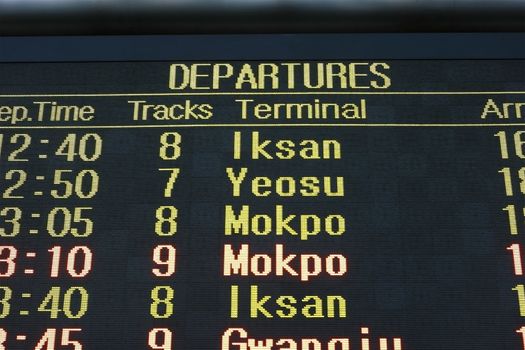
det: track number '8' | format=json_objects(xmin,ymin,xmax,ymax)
[
  {"xmin": 155, "ymin": 206, "xmax": 178, "ymax": 236},
  {"xmin": 150, "ymin": 286, "xmax": 174, "ymax": 319},
  {"xmin": 159, "ymin": 133, "xmax": 181, "ymax": 161}
]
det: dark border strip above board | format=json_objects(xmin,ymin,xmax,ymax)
[{"xmin": 0, "ymin": 6, "xmax": 524, "ymax": 35}]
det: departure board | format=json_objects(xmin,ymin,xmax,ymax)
[{"xmin": 0, "ymin": 34, "xmax": 524, "ymax": 350}]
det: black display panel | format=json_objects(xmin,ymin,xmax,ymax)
[{"xmin": 0, "ymin": 34, "xmax": 524, "ymax": 350}]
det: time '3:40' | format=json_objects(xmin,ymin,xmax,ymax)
[{"xmin": 0, "ymin": 286, "xmax": 89, "ymax": 319}]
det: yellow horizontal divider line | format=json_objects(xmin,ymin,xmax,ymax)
[
  {"xmin": 2, "ymin": 123, "xmax": 525, "ymax": 129},
  {"xmin": 0, "ymin": 91, "xmax": 523, "ymax": 98}
]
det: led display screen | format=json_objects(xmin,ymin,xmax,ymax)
[{"xmin": 0, "ymin": 34, "xmax": 524, "ymax": 350}]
